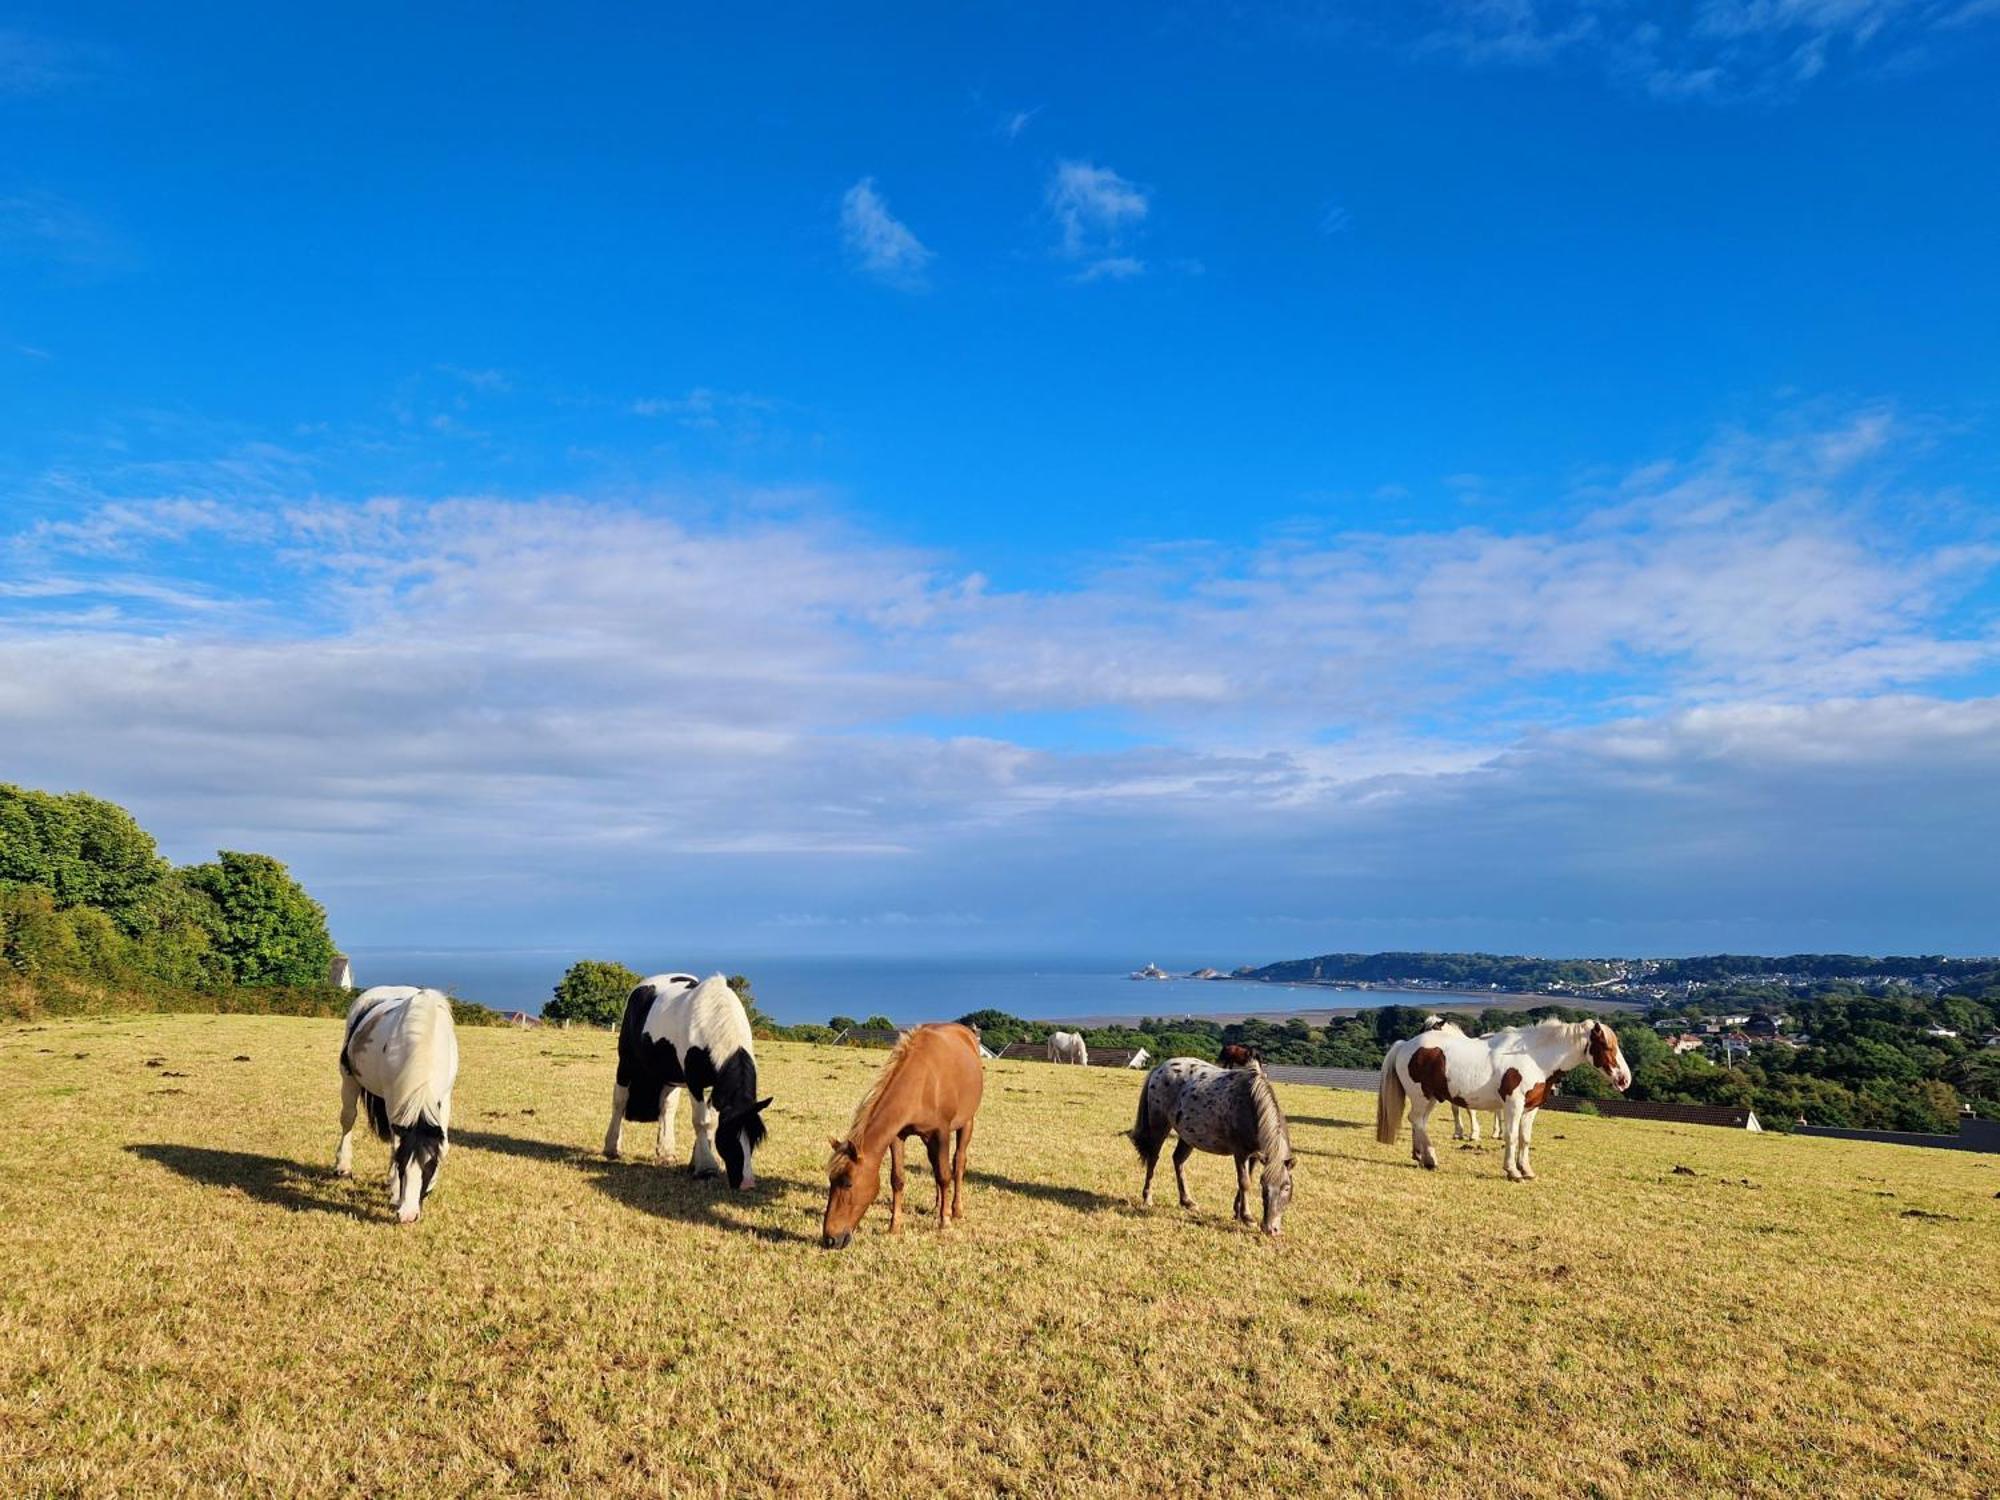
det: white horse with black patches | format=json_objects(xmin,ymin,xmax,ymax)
[
  {"xmin": 335, "ymin": 986, "xmax": 459, "ymax": 1223},
  {"xmin": 1378, "ymin": 1018, "xmax": 1632, "ymax": 1181},
  {"xmin": 1047, "ymin": 1030, "xmax": 1089, "ymax": 1065},
  {"xmin": 604, "ymin": 973, "xmax": 771, "ymax": 1189}
]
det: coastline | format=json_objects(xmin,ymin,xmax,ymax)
[{"xmin": 1044, "ymin": 974, "xmax": 1647, "ymax": 1029}]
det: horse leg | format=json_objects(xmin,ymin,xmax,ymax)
[
  {"xmin": 334, "ymin": 1074, "xmax": 360, "ymax": 1176},
  {"xmin": 1519, "ymin": 1106, "xmax": 1540, "ymax": 1180},
  {"xmin": 1233, "ymin": 1154, "xmax": 1252, "ymax": 1224},
  {"xmin": 1498, "ymin": 1095, "xmax": 1526, "ymax": 1181},
  {"xmin": 603, "ymin": 1082, "xmax": 629, "ymax": 1159},
  {"xmin": 951, "ymin": 1120, "xmax": 972, "ymax": 1221},
  {"xmin": 1172, "ymin": 1139, "xmax": 1197, "ymax": 1210},
  {"xmin": 1139, "ymin": 1135, "xmax": 1161, "ymax": 1207},
  {"xmin": 656, "ymin": 1085, "xmax": 682, "ymax": 1165},
  {"xmin": 1409, "ymin": 1098, "xmax": 1439, "ymax": 1170},
  {"xmin": 1451, "ymin": 1106, "xmax": 1467, "ymax": 1142},
  {"xmin": 925, "ymin": 1132, "xmax": 949, "ymax": 1230},
  {"xmin": 887, "ymin": 1137, "xmax": 905, "ymax": 1235},
  {"xmin": 689, "ymin": 1092, "xmax": 721, "ymax": 1178}
]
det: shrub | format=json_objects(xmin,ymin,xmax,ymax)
[{"xmin": 545, "ymin": 960, "xmax": 643, "ymax": 1027}]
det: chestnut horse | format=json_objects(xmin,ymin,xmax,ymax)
[
  {"xmin": 1218, "ymin": 1043, "xmax": 1260, "ymax": 1068},
  {"xmin": 822, "ymin": 1023, "xmax": 984, "ymax": 1249}
]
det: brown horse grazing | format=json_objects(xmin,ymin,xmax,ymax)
[
  {"xmin": 822, "ymin": 1023, "xmax": 984, "ymax": 1250},
  {"xmin": 1218, "ymin": 1043, "xmax": 1260, "ymax": 1068}
]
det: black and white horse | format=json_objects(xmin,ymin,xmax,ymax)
[
  {"xmin": 335, "ymin": 985, "xmax": 459, "ymax": 1222},
  {"xmin": 603, "ymin": 973, "xmax": 771, "ymax": 1189}
]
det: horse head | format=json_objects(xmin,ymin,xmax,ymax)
[
  {"xmin": 821, "ymin": 1136, "xmax": 875, "ymax": 1249},
  {"xmin": 389, "ymin": 1121, "xmax": 446, "ymax": 1224},
  {"xmin": 1587, "ymin": 1021, "xmax": 1632, "ymax": 1092},
  {"xmin": 716, "ymin": 1096, "xmax": 772, "ymax": 1190},
  {"xmin": 1260, "ymin": 1151, "xmax": 1296, "ymax": 1236}
]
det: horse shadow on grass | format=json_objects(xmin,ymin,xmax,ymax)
[
  {"xmin": 126, "ymin": 1143, "xmax": 373, "ymax": 1220},
  {"xmin": 966, "ymin": 1168, "xmax": 1137, "ymax": 1216},
  {"xmin": 1287, "ymin": 1115, "xmax": 1367, "ymax": 1130},
  {"xmin": 454, "ymin": 1128, "xmax": 817, "ymax": 1245}
]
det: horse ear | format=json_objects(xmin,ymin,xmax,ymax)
[
  {"xmin": 754, "ymin": 1096, "xmax": 773, "ymax": 1112},
  {"xmin": 827, "ymin": 1135, "xmax": 842, "ymax": 1152}
]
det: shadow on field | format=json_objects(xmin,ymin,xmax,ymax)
[
  {"xmin": 126, "ymin": 1144, "xmax": 371, "ymax": 1219},
  {"xmin": 453, "ymin": 1128, "xmax": 582, "ymax": 1164},
  {"xmin": 967, "ymin": 1169, "xmax": 1134, "ymax": 1215},
  {"xmin": 582, "ymin": 1158, "xmax": 818, "ymax": 1243},
  {"xmin": 1287, "ymin": 1115, "xmax": 1367, "ymax": 1130}
]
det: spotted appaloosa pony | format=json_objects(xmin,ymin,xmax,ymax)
[
  {"xmin": 822, "ymin": 1023, "xmax": 985, "ymax": 1249},
  {"xmin": 1218, "ymin": 1043, "xmax": 1260, "ymax": 1068},
  {"xmin": 335, "ymin": 986, "xmax": 459, "ymax": 1223},
  {"xmin": 604, "ymin": 973, "xmax": 770, "ymax": 1189},
  {"xmin": 1047, "ymin": 1030, "xmax": 1089, "ymax": 1065},
  {"xmin": 1132, "ymin": 1058, "xmax": 1294, "ymax": 1235},
  {"xmin": 1377, "ymin": 1018, "xmax": 1631, "ymax": 1181}
]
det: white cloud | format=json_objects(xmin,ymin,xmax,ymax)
[
  {"xmin": 1047, "ymin": 160, "xmax": 1150, "ymax": 279},
  {"xmin": 5, "ymin": 406, "xmax": 1997, "ymax": 952},
  {"xmin": 839, "ymin": 177, "xmax": 933, "ymax": 291}
]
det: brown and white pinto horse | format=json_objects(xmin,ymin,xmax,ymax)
[
  {"xmin": 822, "ymin": 1023, "xmax": 984, "ymax": 1249},
  {"xmin": 1377, "ymin": 1018, "xmax": 1631, "ymax": 1181}
]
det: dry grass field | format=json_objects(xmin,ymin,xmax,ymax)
[{"xmin": 2, "ymin": 1012, "xmax": 1997, "ymax": 1498}]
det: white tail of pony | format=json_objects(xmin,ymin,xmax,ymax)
[{"xmin": 1375, "ymin": 1046, "xmax": 1405, "ymax": 1145}]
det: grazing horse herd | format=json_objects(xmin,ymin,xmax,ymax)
[{"xmin": 332, "ymin": 977, "xmax": 1633, "ymax": 1235}]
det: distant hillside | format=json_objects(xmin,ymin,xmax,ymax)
[
  {"xmin": 1241, "ymin": 950, "xmax": 1619, "ymax": 989},
  {"xmin": 1240, "ymin": 949, "xmax": 2000, "ymax": 993}
]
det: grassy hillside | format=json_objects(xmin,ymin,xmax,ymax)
[{"xmin": 2, "ymin": 1015, "xmax": 1995, "ymax": 1497}]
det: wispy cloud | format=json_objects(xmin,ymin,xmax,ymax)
[
  {"xmin": 1046, "ymin": 160, "xmax": 1150, "ymax": 281},
  {"xmin": 0, "ymin": 192, "xmax": 128, "ymax": 272},
  {"xmin": 1408, "ymin": 0, "xmax": 1997, "ymax": 97},
  {"xmin": 839, "ymin": 177, "xmax": 934, "ymax": 291},
  {"xmin": 0, "ymin": 27, "xmax": 83, "ymax": 95}
]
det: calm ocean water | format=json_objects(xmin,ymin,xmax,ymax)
[{"xmin": 341, "ymin": 949, "xmax": 1356, "ymax": 1026}]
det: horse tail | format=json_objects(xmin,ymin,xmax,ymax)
[
  {"xmin": 1130, "ymin": 1076, "xmax": 1166, "ymax": 1158},
  {"xmin": 1376, "ymin": 1046, "xmax": 1406, "ymax": 1145}
]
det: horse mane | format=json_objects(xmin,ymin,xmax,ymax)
[
  {"xmin": 1246, "ymin": 1065, "xmax": 1290, "ymax": 1162},
  {"xmin": 830, "ymin": 1028, "xmax": 919, "ymax": 1167}
]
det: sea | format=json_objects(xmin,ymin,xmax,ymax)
[{"xmin": 341, "ymin": 949, "xmax": 1384, "ymax": 1027}]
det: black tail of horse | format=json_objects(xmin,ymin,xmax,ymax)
[
  {"xmin": 1130, "ymin": 1083, "xmax": 1168, "ymax": 1161},
  {"xmin": 363, "ymin": 1088, "xmax": 394, "ymax": 1143}
]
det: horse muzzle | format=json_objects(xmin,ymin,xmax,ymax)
[{"xmin": 820, "ymin": 1231, "xmax": 852, "ymax": 1251}]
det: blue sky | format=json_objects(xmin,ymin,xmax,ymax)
[{"xmin": 5, "ymin": 3, "xmax": 2000, "ymax": 963}]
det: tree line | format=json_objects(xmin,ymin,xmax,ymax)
[{"xmin": 0, "ymin": 783, "xmax": 496, "ymax": 1024}]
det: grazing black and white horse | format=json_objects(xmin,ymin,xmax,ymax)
[
  {"xmin": 604, "ymin": 973, "xmax": 771, "ymax": 1189},
  {"xmin": 335, "ymin": 985, "xmax": 459, "ymax": 1223},
  {"xmin": 1131, "ymin": 1057, "xmax": 1295, "ymax": 1235}
]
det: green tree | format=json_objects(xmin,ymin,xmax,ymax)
[
  {"xmin": 0, "ymin": 784, "xmax": 167, "ymax": 931},
  {"xmin": 546, "ymin": 959, "xmax": 643, "ymax": 1026},
  {"xmin": 180, "ymin": 851, "xmax": 337, "ymax": 987}
]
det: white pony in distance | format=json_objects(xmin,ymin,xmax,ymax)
[
  {"xmin": 1047, "ymin": 1031, "xmax": 1089, "ymax": 1065},
  {"xmin": 1378, "ymin": 1018, "xmax": 1631, "ymax": 1182},
  {"xmin": 335, "ymin": 986, "xmax": 460, "ymax": 1222}
]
